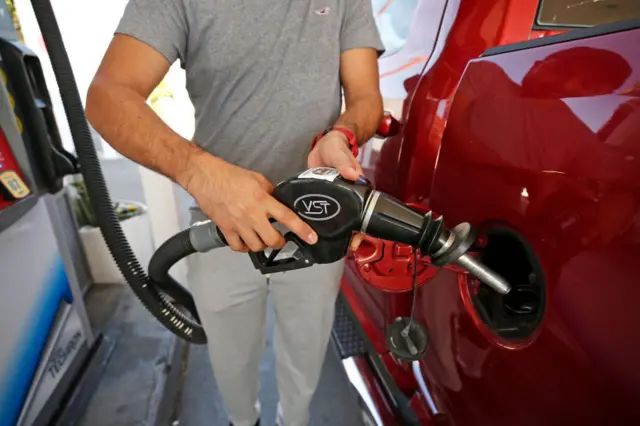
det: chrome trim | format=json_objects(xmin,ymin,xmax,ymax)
[
  {"xmin": 455, "ymin": 252, "xmax": 511, "ymax": 294},
  {"xmin": 360, "ymin": 190, "xmax": 381, "ymax": 234},
  {"xmin": 343, "ymin": 357, "xmax": 385, "ymax": 426},
  {"xmin": 412, "ymin": 361, "xmax": 441, "ymax": 416},
  {"xmin": 433, "ymin": 230, "xmax": 455, "ymax": 258}
]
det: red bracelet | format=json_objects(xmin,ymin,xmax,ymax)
[{"xmin": 311, "ymin": 126, "xmax": 359, "ymax": 157}]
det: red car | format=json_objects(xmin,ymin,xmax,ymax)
[{"xmin": 333, "ymin": 1, "xmax": 640, "ymax": 425}]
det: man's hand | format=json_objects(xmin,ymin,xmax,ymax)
[
  {"xmin": 307, "ymin": 130, "xmax": 363, "ymax": 180},
  {"xmin": 307, "ymin": 131, "xmax": 366, "ymax": 252},
  {"xmin": 182, "ymin": 153, "xmax": 318, "ymax": 253}
]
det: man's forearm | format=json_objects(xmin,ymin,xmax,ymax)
[
  {"xmin": 85, "ymin": 81, "xmax": 211, "ymax": 189},
  {"xmin": 334, "ymin": 92, "xmax": 383, "ymax": 146}
]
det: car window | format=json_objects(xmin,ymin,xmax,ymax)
[
  {"xmin": 537, "ymin": 0, "xmax": 640, "ymax": 27},
  {"xmin": 372, "ymin": 0, "xmax": 419, "ymax": 56}
]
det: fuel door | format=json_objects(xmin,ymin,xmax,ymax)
[{"xmin": 352, "ymin": 203, "xmax": 465, "ymax": 292}]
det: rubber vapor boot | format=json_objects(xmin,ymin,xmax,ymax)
[{"xmin": 229, "ymin": 421, "xmax": 259, "ymax": 426}]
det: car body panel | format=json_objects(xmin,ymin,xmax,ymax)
[
  {"xmin": 347, "ymin": 0, "xmax": 546, "ymax": 368},
  {"xmin": 362, "ymin": 0, "xmax": 452, "ymax": 181},
  {"xmin": 342, "ymin": 0, "xmax": 640, "ymax": 423},
  {"xmin": 371, "ymin": 0, "xmax": 542, "ymax": 201},
  {"xmin": 423, "ymin": 24, "xmax": 640, "ymax": 425}
]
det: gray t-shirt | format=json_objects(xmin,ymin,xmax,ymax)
[{"xmin": 116, "ymin": 0, "xmax": 384, "ymax": 189}]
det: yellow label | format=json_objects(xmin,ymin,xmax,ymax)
[
  {"xmin": 0, "ymin": 68, "xmax": 6, "ymax": 84},
  {"xmin": 15, "ymin": 116, "xmax": 22, "ymax": 134},
  {"xmin": 9, "ymin": 93, "xmax": 14, "ymax": 109},
  {"xmin": 0, "ymin": 171, "xmax": 30, "ymax": 199}
]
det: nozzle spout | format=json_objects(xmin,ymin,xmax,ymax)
[{"xmin": 455, "ymin": 253, "xmax": 511, "ymax": 295}]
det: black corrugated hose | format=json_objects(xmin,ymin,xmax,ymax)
[
  {"xmin": 148, "ymin": 229, "xmax": 200, "ymax": 323},
  {"xmin": 30, "ymin": 0, "xmax": 207, "ymax": 344}
]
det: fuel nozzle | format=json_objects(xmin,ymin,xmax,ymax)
[
  {"xmin": 182, "ymin": 171, "xmax": 510, "ymax": 294},
  {"xmin": 432, "ymin": 223, "xmax": 511, "ymax": 295},
  {"xmin": 360, "ymin": 189, "xmax": 511, "ymax": 295}
]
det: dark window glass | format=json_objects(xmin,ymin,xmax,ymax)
[{"xmin": 537, "ymin": 0, "xmax": 640, "ymax": 27}]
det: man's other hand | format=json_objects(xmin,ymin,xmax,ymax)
[
  {"xmin": 307, "ymin": 130, "xmax": 364, "ymax": 181},
  {"xmin": 307, "ymin": 131, "xmax": 366, "ymax": 251}
]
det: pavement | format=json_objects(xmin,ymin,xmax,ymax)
[
  {"xmin": 78, "ymin": 283, "xmax": 183, "ymax": 426},
  {"xmin": 76, "ymin": 157, "xmax": 363, "ymax": 426}
]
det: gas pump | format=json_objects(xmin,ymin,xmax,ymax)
[{"xmin": 0, "ymin": 2, "xmax": 97, "ymax": 425}]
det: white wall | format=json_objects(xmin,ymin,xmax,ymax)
[
  {"xmin": 13, "ymin": 0, "xmax": 195, "ymax": 157},
  {"xmin": 14, "ymin": 0, "xmax": 130, "ymax": 157}
]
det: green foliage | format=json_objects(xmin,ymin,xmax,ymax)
[
  {"xmin": 6, "ymin": 0, "xmax": 25, "ymax": 42},
  {"xmin": 148, "ymin": 79, "xmax": 174, "ymax": 109},
  {"xmin": 70, "ymin": 178, "xmax": 144, "ymax": 228}
]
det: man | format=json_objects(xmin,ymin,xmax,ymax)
[{"xmin": 86, "ymin": 0, "xmax": 384, "ymax": 425}]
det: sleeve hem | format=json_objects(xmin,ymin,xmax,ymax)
[
  {"xmin": 340, "ymin": 43, "xmax": 386, "ymax": 58},
  {"xmin": 114, "ymin": 31, "xmax": 177, "ymax": 65}
]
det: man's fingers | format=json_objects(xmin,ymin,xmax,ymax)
[
  {"xmin": 236, "ymin": 226, "xmax": 266, "ymax": 252},
  {"xmin": 255, "ymin": 173, "xmax": 275, "ymax": 192},
  {"xmin": 353, "ymin": 161, "xmax": 364, "ymax": 177},
  {"xmin": 332, "ymin": 146, "xmax": 361, "ymax": 181},
  {"xmin": 254, "ymin": 217, "xmax": 286, "ymax": 249},
  {"xmin": 350, "ymin": 232, "xmax": 366, "ymax": 252},
  {"xmin": 223, "ymin": 230, "xmax": 249, "ymax": 252},
  {"xmin": 336, "ymin": 164, "xmax": 360, "ymax": 181},
  {"xmin": 268, "ymin": 200, "xmax": 317, "ymax": 245}
]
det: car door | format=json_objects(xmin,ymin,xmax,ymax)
[
  {"xmin": 344, "ymin": 0, "xmax": 545, "ymax": 356},
  {"xmin": 414, "ymin": 17, "xmax": 640, "ymax": 426}
]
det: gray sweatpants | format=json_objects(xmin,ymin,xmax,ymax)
[{"xmin": 187, "ymin": 246, "xmax": 344, "ymax": 426}]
